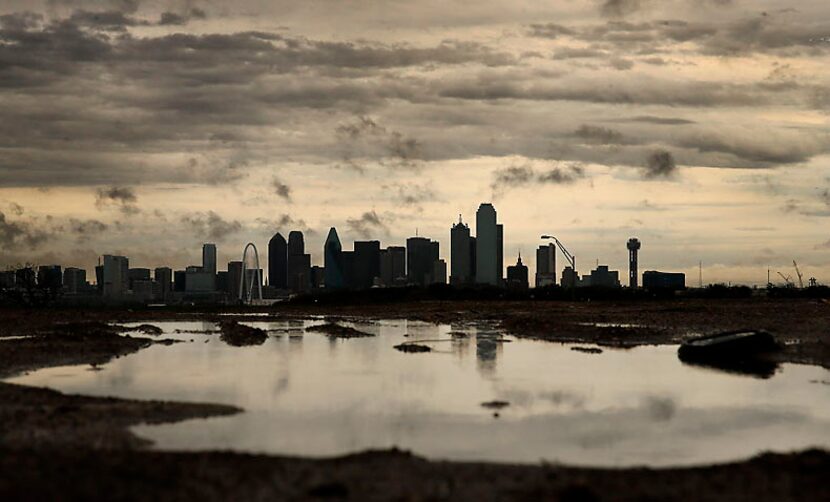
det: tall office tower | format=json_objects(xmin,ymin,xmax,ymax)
[
  {"xmin": 535, "ymin": 243, "xmax": 556, "ymax": 287},
  {"xmin": 286, "ymin": 231, "xmax": 311, "ymax": 292},
  {"xmin": 380, "ymin": 246, "xmax": 406, "ymax": 286},
  {"xmin": 268, "ymin": 232, "xmax": 287, "ymax": 289},
  {"xmin": 497, "ymin": 223, "xmax": 504, "ymax": 285},
  {"xmin": 627, "ymin": 238, "xmax": 641, "ymax": 288},
  {"xmin": 128, "ymin": 268, "xmax": 151, "ymax": 290},
  {"xmin": 95, "ymin": 264, "xmax": 104, "ymax": 293},
  {"xmin": 63, "ymin": 267, "xmax": 85, "ymax": 293},
  {"xmin": 506, "ymin": 254, "xmax": 529, "ymax": 291},
  {"xmin": 475, "ymin": 203, "xmax": 502, "ymax": 286},
  {"xmin": 102, "ymin": 255, "xmax": 129, "ymax": 297},
  {"xmin": 324, "ymin": 227, "xmax": 345, "ymax": 289},
  {"xmin": 432, "ymin": 259, "xmax": 447, "ymax": 285},
  {"xmin": 154, "ymin": 267, "xmax": 173, "ymax": 299},
  {"xmin": 37, "ymin": 265, "xmax": 62, "ymax": 290},
  {"xmin": 202, "ymin": 243, "xmax": 217, "ymax": 276},
  {"xmin": 406, "ymin": 236, "xmax": 439, "ymax": 286},
  {"xmin": 173, "ymin": 270, "xmax": 186, "ymax": 292},
  {"xmin": 354, "ymin": 240, "xmax": 381, "ymax": 290},
  {"xmin": 450, "ymin": 216, "xmax": 474, "ymax": 285},
  {"xmin": 227, "ymin": 261, "xmax": 243, "ymax": 296}
]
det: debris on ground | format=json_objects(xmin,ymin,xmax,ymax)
[
  {"xmin": 678, "ymin": 329, "xmax": 781, "ymax": 378},
  {"xmin": 218, "ymin": 321, "xmax": 268, "ymax": 347},
  {"xmin": 480, "ymin": 400, "xmax": 510, "ymax": 410},
  {"xmin": 306, "ymin": 323, "xmax": 375, "ymax": 339},
  {"xmin": 393, "ymin": 343, "xmax": 431, "ymax": 353}
]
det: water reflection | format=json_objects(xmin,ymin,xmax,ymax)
[{"xmin": 6, "ymin": 319, "xmax": 830, "ymax": 468}]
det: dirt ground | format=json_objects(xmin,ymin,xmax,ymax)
[{"xmin": 0, "ymin": 298, "xmax": 828, "ymax": 501}]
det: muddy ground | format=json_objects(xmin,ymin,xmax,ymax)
[{"xmin": 0, "ymin": 298, "xmax": 828, "ymax": 500}]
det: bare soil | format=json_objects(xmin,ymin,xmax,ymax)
[{"xmin": 0, "ymin": 299, "xmax": 828, "ymax": 501}]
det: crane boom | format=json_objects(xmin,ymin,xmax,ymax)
[
  {"xmin": 776, "ymin": 271, "xmax": 792, "ymax": 285},
  {"xmin": 793, "ymin": 260, "xmax": 804, "ymax": 289}
]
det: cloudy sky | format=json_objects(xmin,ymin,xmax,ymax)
[{"xmin": 1, "ymin": 0, "xmax": 829, "ymax": 285}]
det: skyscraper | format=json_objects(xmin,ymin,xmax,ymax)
[
  {"xmin": 324, "ymin": 227, "xmax": 345, "ymax": 289},
  {"xmin": 268, "ymin": 232, "xmax": 287, "ymax": 289},
  {"xmin": 102, "ymin": 255, "xmax": 128, "ymax": 297},
  {"xmin": 227, "ymin": 261, "xmax": 243, "ymax": 297},
  {"xmin": 406, "ymin": 236, "xmax": 439, "ymax": 286},
  {"xmin": 380, "ymin": 246, "xmax": 406, "ymax": 287},
  {"xmin": 202, "ymin": 243, "xmax": 217, "ymax": 276},
  {"xmin": 450, "ymin": 216, "xmax": 474, "ymax": 285},
  {"xmin": 354, "ymin": 240, "xmax": 381, "ymax": 289},
  {"xmin": 287, "ymin": 231, "xmax": 311, "ymax": 293},
  {"xmin": 475, "ymin": 203, "xmax": 502, "ymax": 286},
  {"xmin": 536, "ymin": 243, "xmax": 556, "ymax": 287},
  {"xmin": 63, "ymin": 267, "xmax": 86, "ymax": 294},
  {"xmin": 506, "ymin": 254, "xmax": 529, "ymax": 291},
  {"xmin": 154, "ymin": 267, "xmax": 172, "ymax": 300}
]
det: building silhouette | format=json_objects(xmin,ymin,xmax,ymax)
[
  {"xmin": 268, "ymin": 233, "xmax": 287, "ymax": 289},
  {"xmin": 536, "ymin": 243, "xmax": 556, "ymax": 287},
  {"xmin": 506, "ymin": 254, "xmax": 529, "ymax": 290},
  {"xmin": 287, "ymin": 231, "xmax": 311, "ymax": 293},
  {"xmin": 450, "ymin": 216, "xmax": 475, "ymax": 285},
  {"xmin": 354, "ymin": 240, "xmax": 381, "ymax": 289},
  {"xmin": 643, "ymin": 271, "xmax": 685, "ymax": 290},
  {"xmin": 406, "ymin": 236, "xmax": 439, "ymax": 286},
  {"xmin": 63, "ymin": 267, "xmax": 86, "ymax": 294},
  {"xmin": 432, "ymin": 259, "xmax": 447, "ymax": 285},
  {"xmin": 380, "ymin": 246, "xmax": 406, "ymax": 286},
  {"xmin": 475, "ymin": 203, "xmax": 503, "ymax": 286},
  {"xmin": 579, "ymin": 265, "xmax": 620, "ymax": 288},
  {"xmin": 202, "ymin": 243, "xmax": 217, "ymax": 276},
  {"xmin": 561, "ymin": 266, "xmax": 578, "ymax": 289},
  {"xmin": 227, "ymin": 261, "xmax": 243, "ymax": 296},
  {"xmin": 102, "ymin": 255, "xmax": 129, "ymax": 297},
  {"xmin": 128, "ymin": 268, "xmax": 150, "ymax": 290},
  {"xmin": 154, "ymin": 267, "xmax": 172, "ymax": 300},
  {"xmin": 627, "ymin": 238, "xmax": 641, "ymax": 288},
  {"xmin": 324, "ymin": 227, "xmax": 345, "ymax": 289}
]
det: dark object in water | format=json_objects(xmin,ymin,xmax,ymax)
[
  {"xmin": 571, "ymin": 346, "xmax": 603, "ymax": 354},
  {"xmin": 394, "ymin": 343, "xmax": 431, "ymax": 353},
  {"xmin": 678, "ymin": 330, "xmax": 781, "ymax": 378},
  {"xmin": 481, "ymin": 400, "xmax": 510, "ymax": 410},
  {"xmin": 306, "ymin": 323, "xmax": 375, "ymax": 339},
  {"xmin": 218, "ymin": 321, "xmax": 268, "ymax": 347}
]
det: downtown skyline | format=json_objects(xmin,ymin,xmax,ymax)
[{"xmin": 0, "ymin": 1, "xmax": 828, "ymax": 286}]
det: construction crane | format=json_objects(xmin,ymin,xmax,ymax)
[
  {"xmin": 776, "ymin": 271, "xmax": 793, "ymax": 287},
  {"xmin": 793, "ymin": 261, "xmax": 804, "ymax": 289},
  {"xmin": 541, "ymin": 235, "xmax": 575, "ymax": 287}
]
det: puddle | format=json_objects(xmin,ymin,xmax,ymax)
[{"xmin": 6, "ymin": 319, "xmax": 830, "ymax": 467}]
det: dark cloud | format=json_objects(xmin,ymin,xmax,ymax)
[
  {"xmin": 0, "ymin": 211, "xmax": 49, "ymax": 250},
  {"xmin": 346, "ymin": 210, "xmax": 388, "ymax": 239},
  {"xmin": 68, "ymin": 9, "xmax": 149, "ymax": 31},
  {"xmin": 600, "ymin": 0, "xmax": 646, "ymax": 19},
  {"xmin": 95, "ymin": 186, "xmax": 139, "ymax": 215},
  {"xmin": 336, "ymin": 116, "xmax": 424, "ymax": 169},
  {"xmin": 491, "ymin": 163, "xmax": 586, "ymax": 196},
  {"xmin": 526, "ymin": 23, "xmax": 576, "ymax": 39},
  {"xmin": 624, "ymin": 116, "xmax": 696, "ymax": 125},
  {"xmin": 182, "ymin": 211, "xmax": 242, "ymax": 241},
  {"xmin": 68, "ymin": 218, "xmax": 108, "ymax": 235},
  {"xmin": 159, "ymin": 8, "xmax": 208, "ymax": 26},
  {"xmin": 272, "ymin": 177, "xmax": 292, "ymax": 201},
  {"xmin": 643, "ymin": 150, "xmax": 677, "ymax": 179},
  {"xmin": 388, "ymin": 182, "xmax": 437, "ymax": 205},
  {"xmin": 574, "ymin": 125, "xmax": 624, "ymax": 144}
]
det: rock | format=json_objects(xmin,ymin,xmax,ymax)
[
  {"xmin": 306, "ymin": 323, "xmax": 375, "ymax": 339},
  {"xmin": 393, "ymin": 343, "xmax": 431, "ymax": 353},
  {"xmin": 218, "ymin": 321, "xmax": 268, "ymax": 347}
]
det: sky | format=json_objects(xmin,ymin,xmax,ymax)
[{"xmin": 0, "ymin": 0, "xmax": 828, "ymax": 286}]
